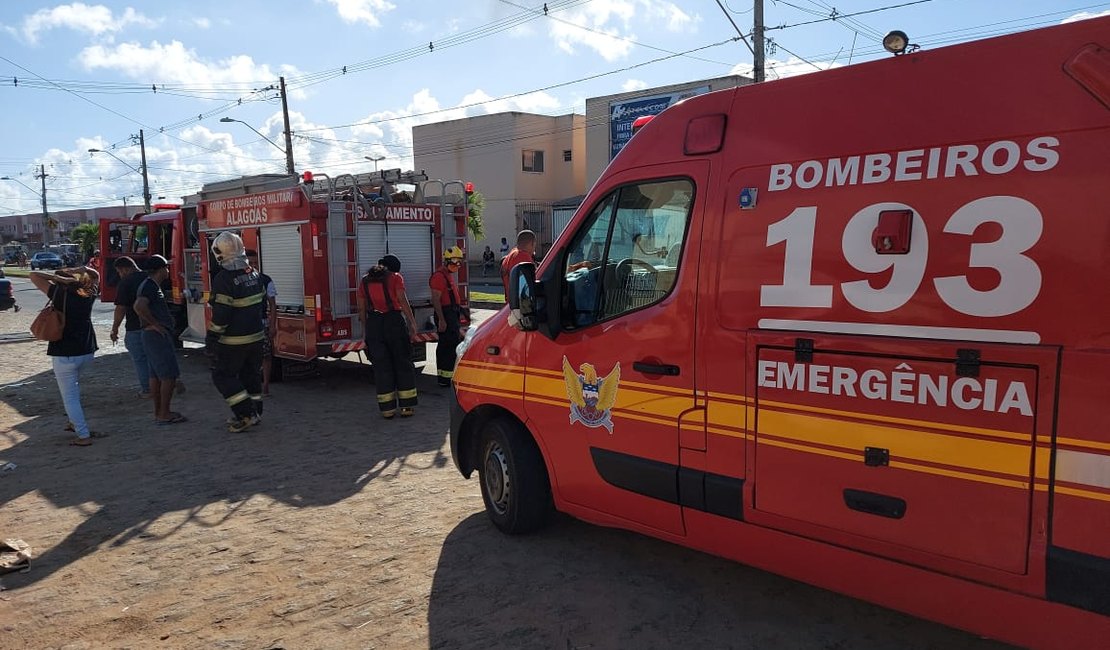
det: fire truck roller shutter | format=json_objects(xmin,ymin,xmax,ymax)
[
  {"xmin": 356, "ymin": 222, "xmax": 435, "ymax": 306},
  {"xmin": 259, "ymin": 225, "xmax": 305, "ymax": 309}
]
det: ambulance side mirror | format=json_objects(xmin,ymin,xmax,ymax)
[{"xmin": 507, "ymin": 262, "xmax": 539, "ymax": 332}]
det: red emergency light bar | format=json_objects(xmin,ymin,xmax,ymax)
[{"xmin": 631, "ymin": 115, "xmax": 655, "ymax": 136}]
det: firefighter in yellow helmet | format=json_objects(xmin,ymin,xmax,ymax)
[
  {"xmin": 429, "ymin": 246, "xmax": 465, "ymax": 387},
  {"xmin": 207, "ymin": 232, "xmax": 267, "ymax": 433}
]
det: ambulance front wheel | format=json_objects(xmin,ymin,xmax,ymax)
[{"xmin": 477, "ymin": 417, "xmax": 553, "ymax": 535}]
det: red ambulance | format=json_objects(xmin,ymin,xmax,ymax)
[{"xmin": 449, "ymin": 18, "xmax": 1110, "ymax": 649}]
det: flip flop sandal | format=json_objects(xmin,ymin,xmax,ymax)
[
  {"xmin": 156, "ymin": 414, "xmax": 189, "ymax": 425},
  {"xmin": 69, "ymin": 438, "xmax": 92, "ymax": 446}
]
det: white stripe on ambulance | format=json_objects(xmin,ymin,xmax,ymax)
[{"xmin": 757, "ymin": 360, "xmax": 1033, "ymax": 417}]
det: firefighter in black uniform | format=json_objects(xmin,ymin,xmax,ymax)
[
  {"xmin": 358, "ymin": 254, "xmax": 419, "ymax": 418},
  {"xmin": 206, "ymin": 232, "xmax": 267, "ymax": 433}
]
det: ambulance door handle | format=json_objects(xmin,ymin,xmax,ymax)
[{"xmin": 633, "ymin": 361, "xmax": 680, "ymax": 377}]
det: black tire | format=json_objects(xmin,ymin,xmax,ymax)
[{"xmin": 477, "ymin": 417, "xmax": 553, "ymax": 534}]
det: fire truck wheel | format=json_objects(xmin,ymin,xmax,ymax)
[{"xmin": 477, "ymin": 417, "xmax": 553, "ymax": 535}]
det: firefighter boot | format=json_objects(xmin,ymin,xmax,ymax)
[
  {"xmin": 227, "ymin": 403, "xmax": 260, "ymax": 433},
  {"xmin": 227, "ymin": 413, "xmax": 261, "ymax": 433}
]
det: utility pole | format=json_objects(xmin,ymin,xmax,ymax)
[
  {"xmin": 138, "ymin": 129, "xmax": 152, "ymax": 213},
  {"xmin": 35, "ymin": 164, "xmax": 50, "ymax": 246},
  {"xmin": 279, "ymin": 76, "xmax": 296, "ymax": 176},
  {"xmin": 754, "ymin": 0, "xmax": 765, "ymax": 83}
]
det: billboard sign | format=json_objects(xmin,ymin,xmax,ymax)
[{"xmin": 609, "ymin": 85, "xmax": 710, "ymax": 160}]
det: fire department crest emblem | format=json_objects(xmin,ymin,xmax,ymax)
[{"xmin": 562, "ymin": 356, "xmax": 621, "ymax": 433}]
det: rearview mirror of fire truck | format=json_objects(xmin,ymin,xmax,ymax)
[{"xmin": 507, "ymin": 262, "xmax": 538, "ymax": 332}]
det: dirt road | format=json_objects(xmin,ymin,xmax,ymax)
[{"xmin": 0, "ymin": 304, "xmax": 1009, "ymax": 649}]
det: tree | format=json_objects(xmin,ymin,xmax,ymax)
[
  {"xmin": 70, "ymin": 223, "xmax": 99, "ymax": 259},
  {"xmin": 466, "ymin": 190, "xmax": 485, "ymax": 241}
]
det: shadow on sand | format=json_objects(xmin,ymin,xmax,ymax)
[
  {"xmin": 427, "ymin": 513, "xmax": 1012, "ymax": 650},
  {"xmin": 0, "ymin": 348, "xmax": 448, "ymax": 589}
]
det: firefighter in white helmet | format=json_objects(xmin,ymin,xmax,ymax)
[
  {"xmin": 429, "ymin": 246, "xmax": 465, "ymax": 387},
  {"xmin": 207, "ymin": 232, "xmax": 267, "ymax": 432}
]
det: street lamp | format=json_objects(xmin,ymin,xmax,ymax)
[
  {"xmin": 221, "ymin": 117, "xmax": 296, "ymax": 175},
  {"xmin": 0, "ymin": 175, "xmax": 36, "ymax": 195},
  {"xmin": 89, "ymin": 147, "xmax": 151, "ymax": 213},
  {"xmin": 365, "ymin": 155, "xmax": 385, "ymax": 172}
]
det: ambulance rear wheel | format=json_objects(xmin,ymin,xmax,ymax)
[{"xmin": 477, "ymin": 417, "xmax": 553, "ymax": 535}]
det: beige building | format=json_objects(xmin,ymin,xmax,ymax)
[
  {"xmin": 413, "ymin": 112, "xmax": 585, "ymax": 260},
  {"xmin": 412, "ymin": 74, "xmax": 751, "ymax": 258}
]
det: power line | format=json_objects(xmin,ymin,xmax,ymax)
[
  {"xmin": 714, "ymin": 0, "xmax": 758, "ymax": 56},
  {"xmin": 496, "ymin": 0, "xmax": 735, "ymax": 66},
  {"xmin": 766, "ymin": 0, "xmax": 935, "ymax": 33},
  {"xmin": 297, "ymin": 36, "xmax": 742, "ymax": 134}
]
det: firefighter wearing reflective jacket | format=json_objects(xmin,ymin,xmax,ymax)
[
  {"xmin": 359, "ymin": 254, "xmax": 419, "ymax": 418},
  {"xmin": 206, "ymin": 232, "xmax": 266, "ymax": 433},
  {"xmin": 430, "ymin": 246, "xmax": 465, "ymax": 387}
]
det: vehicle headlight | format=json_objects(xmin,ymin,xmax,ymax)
[{"xmin": 455, "ymin": 325, "xmax": 478, "ymax": 367}]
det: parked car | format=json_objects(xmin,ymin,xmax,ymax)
[
  {"xmin": 0, "ymin": 268, "xmax": 15, "ymax": 311},
  {"xmin": 29, "ymin": 251, "xmax": 63, "ymax": 270}
]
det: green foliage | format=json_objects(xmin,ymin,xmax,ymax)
[
  {"xmin": 70, "ymin": 223, "xmax": 99, "ymax": 258},
  {"xmin": 466, "ymin": 191, "xmax": 485, "ymax": 241}
]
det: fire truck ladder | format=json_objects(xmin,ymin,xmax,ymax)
[
  {"xmin": 416, "ymin": 180, "xmax": 469, "ymax": 305},
  {"xmin": 326, "ymin": 174, "xmax": 363, "ymax": 334}
]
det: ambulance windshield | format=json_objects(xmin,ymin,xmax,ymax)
[{"xmin": 563, "ymin": 178, "xmax": 693, "ymax": 328}]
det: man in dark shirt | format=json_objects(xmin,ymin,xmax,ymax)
[
  {"xmin": 134, "ymin": 255, "xmax": 186, "ymax": 425},
  {"xmin": 110, "ymin": 256, "xmax": 150, "ymax": 398}
]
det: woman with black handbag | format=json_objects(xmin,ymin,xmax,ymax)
[{"xmin": 29, "ymin": 267, "xmax": 100, "ymax": 446}]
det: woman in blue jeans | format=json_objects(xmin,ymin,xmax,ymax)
[{"xmin": 30, "ymin": 267, "xmax": 100, "ymax": 446}]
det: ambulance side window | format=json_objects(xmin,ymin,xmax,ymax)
[{"xmin": 563, "ymin": 179, "xmax": 693, "ymax": 328}]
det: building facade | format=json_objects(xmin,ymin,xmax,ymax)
[
  {"xmin": 584, "ymin": 74, "xmax": 751, "ymax": 188},
  {"xmin": 0, "ymin": 205, "xmax": 138, "ymax": 247},
  {"xmin": 413, "ymin": 111, "xmax": 585, "ymax": 260},
  {"xmin": 411, "ymin": 75, "xmax": 750, "ymax": 259}
]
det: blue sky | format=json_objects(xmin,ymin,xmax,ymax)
[{"xmin": 1, "ymin": 0, "xmax": 1107, "ymax": 217}]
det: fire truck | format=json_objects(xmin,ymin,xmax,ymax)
[
  {"xmin": 100, "ymin": 172, "xmax": 470, "ymax": 372},
  {"xmin": 450, "ymin": 17, "xmax": 1110, "ymax": 650}
]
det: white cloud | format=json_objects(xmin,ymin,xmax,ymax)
[
  {"xmin": 322, "ymin": 0, "xmax": 397, "ymax": 28},
  {"xmin": 548, "ymin": 0, "xmax": 699, "ymax": 61},
  {"xmin": 17, "ymin": 3, "xmax": 155, "ymax": 44},
  {"xmin": 193, "ymin": 17, "xmax": 211, "ymax": 29},
  {"xmin": 78, "ymin": 40, "xmax": 302, "ymax": 94},
  {"xmin": 1061, "ymin": 9, "xmax": 1110, "ymax": 24},
  {"xmin": 622, "ymin": 79, "xmax": 648, "ymax": 91},
  {"xmin": 402, "ymin": 20, "xmax": 426, "ymax": 34},
  {"xmin": 730, "ymin": 56, "xmax": 840, "ymax": 81}
]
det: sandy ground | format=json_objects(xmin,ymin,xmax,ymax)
[{"xmin": 0, "ymin": 299, "xmax": 1011, "ymax": 649}]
